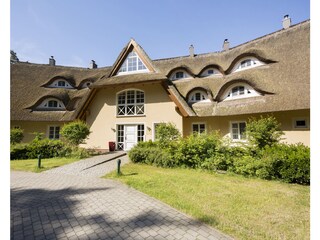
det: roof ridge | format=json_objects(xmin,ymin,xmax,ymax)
[{"xmin": 153, "ymin": 19, "xmax": 310, "ymax": 62}]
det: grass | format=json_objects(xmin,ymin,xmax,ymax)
[
  {"xmin": 105, "ymin": 163, "xmax": 309, "ymax": 240},
  {"xmin": 10, "ymin": 157, "xmax": 82, "ymax": 173}
]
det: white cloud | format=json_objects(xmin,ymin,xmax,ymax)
[{"xmin": 11, "ymin": 39, "xmax": 47, "ymax": 64}]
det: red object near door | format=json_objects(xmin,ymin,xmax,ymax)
[{"xmin": 109, "ymin": 141, "xmax": 115, "ymax": 151}]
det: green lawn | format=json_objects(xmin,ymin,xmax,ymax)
[
  {"xmin": 105, "ymin": 163, "xmax": 309, "ymax": 240},
  {"xmin": 10, "ymin": 157, "xmax": 82, "ymax": 173}
]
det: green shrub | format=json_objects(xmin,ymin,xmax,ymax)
[
  {"xmin": 10, "ymin": 143, "xmax": 29, "ymax": 160},
  {"xmin": 259, "ymin": 143, "xmax": 310, "ymax": 184},
  {"xmin": 60, "ymin": 120, "xmax": 91, "ymax": 145},
  {"xmin": 10, "ymin": 128, "xmax": 24, "ymax": 144},
  {"xmin": 245, "ymin": 116, "xmax": 284, "ymax": 149},
  {"xmin": 26, "ymin": 139, "xmax": 66, "ymax": 159},
  {"xmin": 174, "ymin": 132, "xmax": 221, "ymax": 168},
  {"xmin": 155, "ymin": 122, "xmax": 181, "ymax": 148}
]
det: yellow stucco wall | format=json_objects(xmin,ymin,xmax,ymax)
[
  {"xmin": 183, "ymin": 109, "xmax": 310, "ymax": 146},
  {"xmin": 84, "ymin": 83, "xmax": 183, "ymax": 149},
  {"xmin": 10, "ymin": 121, "xmax": 64, "ymax": 143}
]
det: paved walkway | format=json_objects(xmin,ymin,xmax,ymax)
[{"xmin": 11, "ymin": 153, "xmax": 233, "ymax": 240}]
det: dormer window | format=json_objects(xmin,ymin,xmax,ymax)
[
  {"xmin": 233, "ymin": 57, "xmax": 264, "ymax": 73},
  {"xmin": 118, "ymin": 51, "xmax": 148, "ymax": 74},
  {"xmin": 48, "ymin": 79, "xmax": 73, "ymax": 89},
  {"xmin": 200, "ymin": 67, "xmax": 222, "ymax": 77},
  {"xmin": 36, "ymin": 98, "xmax": 65, "ymax": 110},
  {"xmin": 188, "ymin": 90, "xmax": 209, "ymax": 103},
  {"xmin": 175, "ymin": 71, "xmax": 184, "ymax": 79},
  {"xmin": 170, "ymin": 70, "xmax": 191, "ymax": 81},
  {"xmin": 222, "ymin": 83, "xmax": 260, "ymax": 101},
  {"xmin": 80, "ymin": 80, "xmax": 92, "ymax": 89}
]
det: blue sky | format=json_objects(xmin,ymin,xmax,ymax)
[{"xmin": 11, "ymin": 0, "xmax": 310, "ymax": 68}]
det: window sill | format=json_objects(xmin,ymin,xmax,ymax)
[{"xmin": 116, "ymin": 115, "xmax": 146, "ymax": 118}]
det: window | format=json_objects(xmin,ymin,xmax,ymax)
[
  {"xmin": 207, "ymin": 69, "xmax": 214, "ymax": 75},
  {"xmin": 231, "ymin": 122, "xmax": 246, "ymax": 140},
  {"xmin": 39, "ymin": 98, "xmax": 65, "ymax": 110},
  {"xmin": 170, "ymin": 70, "xmax": 191, "ymax": 80},
  {"xmin": 117, "ymin": 125, "xmax": 124, "ymax": 150},
  {"xmin": 118, "ymin": 51, "xmax": 148, "ymax": 74},
  {"xmin": 233, "ymin": 58, "xmax": 263, "ymax": 72},
  {"xmin": 58, "ymin": 81, "xmax": 66, "ymax": 87},
  {"xmin": 48, "ymin": 79, "xmax": 73, "ymax": 88},
  {"xmin": 200, "ymin": 68, "xmax": 222, "ymax": 77},
  {"xmin": 222, "ymin": 84, "xmax": 260, "ymax": 101},
  {"xmin": 175, "ymin": 71, "xmax": 184, "ymax": 79},
  {"xmin": 49, "ymin": 126, "xmax": 60, "ymax": 139},
  {"xmin": 294, "ymin": 119, "xmax": 308, "ymax": 129},
  {"xmin": 137, "ymin": 125, "xmax": 145, "ymax": 142},
  {"xmin": 117, "ymin": 90, "xmax": 145, "ymax": 116},
  {"xmin": 192, "ymin": 123, "xmax": 206, "ymax": 134},
  {"xmin": 188, "ymin": 90, "xmax": 209, "ymax": 103}
]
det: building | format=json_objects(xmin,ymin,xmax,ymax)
[{"xmin": 10, "ymin": 17, "xmax": 310, "ymax": 150}]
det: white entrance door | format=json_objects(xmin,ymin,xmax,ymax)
[{"xmin": 125, "ymin": 125, "xmax": 137, "ymax": 151}]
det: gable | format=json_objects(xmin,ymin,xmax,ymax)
[{"xmin": 108, "ymin": 39, "xmax": 156, "ymax": 77}]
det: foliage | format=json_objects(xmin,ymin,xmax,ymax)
[
  {"xmin": 245, "ymin": 116, "xmax": 284, "ymax": 149},
  {"xmin": 10, "ymin": 139, "xmax": 91, "ymax": 160},
  {"xmin": 174, "ymin": 132, "xmax": 221, "ymax": 168},
  {"xmin": 60, "ymin": 120, "xmax": 91, "ymax": 145},
  {"xmin": 155, "ymin": 122, "xmax": 181, "ymax": 148},
  {"xmin": 128, "ymin": 116, "xmax": 310, "ymax": 185},
  {"xmin": 32, "ymin": 132, "xmax": 44, "ymax": 141},
  {"xmin": 10, "ymin": 128, "xmax": 24, "ymax": 144}
]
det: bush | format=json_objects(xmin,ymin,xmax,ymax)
[
  {"xmin": 10, "ymin": 138, "xmax": 91, "ymax": 160},
  {"xmin": 174, "ymin": 132, "xmax": 221, "ymax": 168},
  {"xmin": 259, "ymin": 143, "xmax": 310, "ymax": 184},
  {"xmin": 245, "ymin": 116, "xmax": 284, "ymax": 149},
  {"xmin": 60, "ymin": 120, "xmax": 91, "ymax": 145},
  {"xmin": 10, "ymin": 128, "xmax": 24, "ymax": 144},
  {"xmin": 155, "ymin": 122, "xmax": 181, "ymax": 148}
]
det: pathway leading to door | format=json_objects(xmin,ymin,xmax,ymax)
[{"xmin": 11, "ymin": 153, "xmax": 233, "ymax": 240}]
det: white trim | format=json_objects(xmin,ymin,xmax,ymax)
[
  {"xmin": 47, "ymin": 125, "xmax": 61, "ymax": 139},
  {"xmin": 188, "ymin": 90, "xmax": 210, "ymax": 103},
  {"xmin": 116, "ymin": 89, "xmax": 146, "ymax": 117},
  {"xmin": 117, "ymin": 51, "xmax": 150, "ymax": 75},
  {"xmin": 229, "ymin": 121, "xmax": 247, "ymax": 141},
  {"xmin": 170, "ymin": 70, "xmax": 192, "ymax": 81},
  {"xmin": 116, "ymin": 123, "xmax": 146, "ymax": 151},
  {"xmin": 37, "ymin": 98, "xmax": 65, "ymax": 110},
  {"xmin": 48, "ymin": 79, "xmax": 74, "ymax": 89},
  {"xmin": 200, "ymin": 68, "xmax": 223, "ymax": 77},
  {"xmin": 191, "ymin": 122, "xmax": 207, "ymax": 134},
  {"xmin": 232, "ymin": 57, "xmax": 264, "ymax": 73},
  {"xmin": 222, "ymin": 83, "xmax": 261, "ymax": 101}
]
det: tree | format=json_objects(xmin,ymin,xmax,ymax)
[
  {"xmin": 60, "ymin": 120, "xmax": 91, "ymax": 145},
  {"xmin": 245, "ymin": 116, "xmax": 284, "ymax": 149},
  {"xmin": 10, "ymin": 128, "xmax": 24, "ymax": 144}
]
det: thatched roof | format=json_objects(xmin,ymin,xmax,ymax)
[
  {"xmin": 10, "ymin": 63, "xmax": 109, "ymax": 121},
  {"xmin": 11, "ymin": 20, "xmax": 309, "ymax": 121}
]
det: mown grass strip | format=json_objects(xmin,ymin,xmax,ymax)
[
  {"xmin": 105, "ymin": 163, "xmax": 309, "ymax": 240},
  {"xmin": 10, "ymin": 157, "xmax": 82, "ymax": 173}
]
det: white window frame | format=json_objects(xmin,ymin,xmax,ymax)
[
  {"xmin": 200, "ymin": 68, "xmax": 222, "ymax": 77},
  {"xmin": 116, "ymin": 89, "xmax": 145, "ymax": 117},
  {"xmin": 293, "ymin": 118, "xmax": 309, "ymax": 129},
  {"xmin": 232, "ymin": 57, "xmax": 264, "ymax": 73},
  {"xmin": 222, "ymin": 83, "xmax": 260, "ymax": 101},
  {"xmin": 48, "ymin": 125, "xmax": 60, "ymax": 140},
  {"xmin": 170, "ymin": 70, "xmax": 191, "ymax": 81},
  {"xmin": 116, "ymin": 123, "xmax": 146, "ymax": 150},
  {"xmin": 118, "ymin": 51, "xmax": 149, "ymax": 75},
  {"xmin": 230, "ymin": 121, "xmax": 246, "ymax": 141},
  {"xmin": 191, "ymin": 123, "xmax": 206, "ymax": 134},
  {"xmin": 37, "ymin": 98, "xmax": 65, "ymax": 110},
  {"xmin": 48, "ymin": 79, "xmax": 73, "ymax": 89},
  {"xmin": 188, "ymin": 90, "xmax": 210, "ymax": 103}
]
